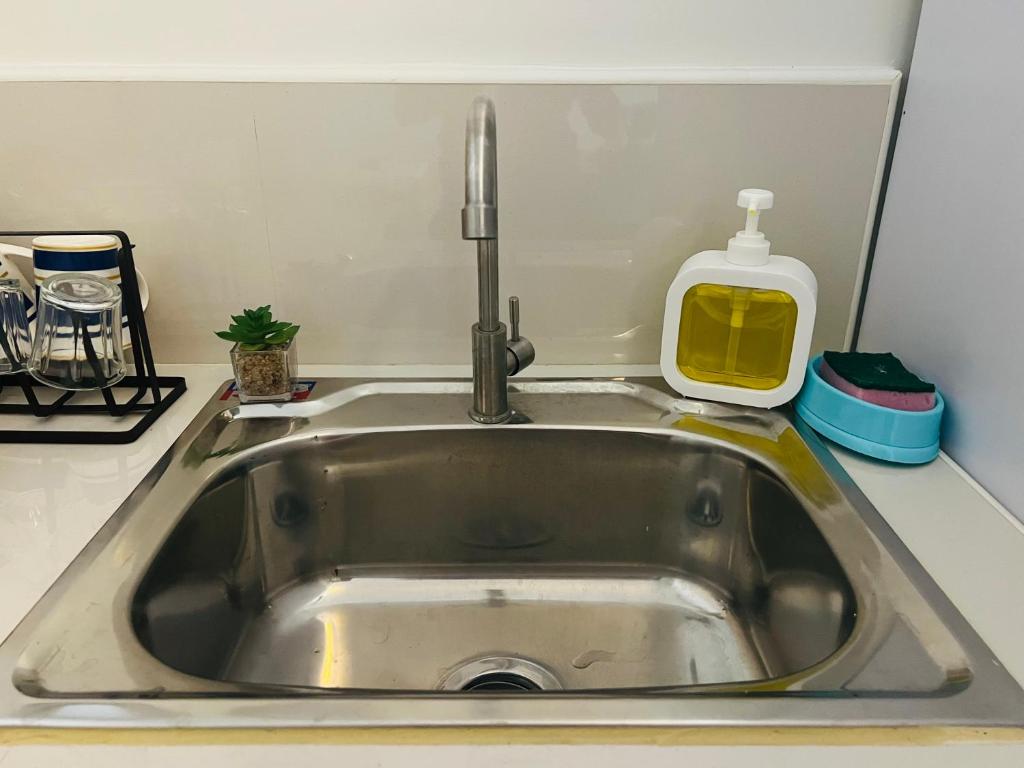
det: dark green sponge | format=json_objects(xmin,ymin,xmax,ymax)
[{"xmin": 822, "ymin": 351, "xmax": 935, "ymax": 393}]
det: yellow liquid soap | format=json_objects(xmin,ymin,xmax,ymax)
[{"xmin": 676, "ymin": 283, "xmax": 798, "ymax": 390}]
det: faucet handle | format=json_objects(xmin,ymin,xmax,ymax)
[
  {"xmin": 508, "ymin": 296, "xmax": 521, "ymax": 341},
  {"xmin": 505, "ymin": 295, "xmax": 535, "ymax": 375}
]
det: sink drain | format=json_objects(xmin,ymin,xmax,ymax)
[
  {"xmin": 438, "ymin": 656, "xmax": 561, "ymax": 692},
  {"xmin": 460, "ymin": 672, "xmax": 540, "ymax": 692}
]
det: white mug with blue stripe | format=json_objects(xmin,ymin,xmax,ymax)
[{"xmin": 32, "ymin": 235, "xmax": 126, "ymax": 329}]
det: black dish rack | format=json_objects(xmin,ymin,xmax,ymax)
[{"xmin": 0, "ymin": 229, "xmax": 186, "ymax": 444}]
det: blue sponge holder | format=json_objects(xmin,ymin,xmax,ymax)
[{"xmin": 795, "ymin": 355, "xmax": 943, "ymax": 464}]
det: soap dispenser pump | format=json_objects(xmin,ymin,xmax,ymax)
[{"xmin": 660, "ymin": 189, "xmax": 817, "ymax": 408}]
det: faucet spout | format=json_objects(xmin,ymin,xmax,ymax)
[
  {"xmin": 462, "ymin": 97, "xmax": 498, "ymax": 241},
  {"xmin": 461, "ymin": 97, "xmax": 534, "ymax": 424}
]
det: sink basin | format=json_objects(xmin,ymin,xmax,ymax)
[
  {"xmin": 1, "ymin": 378, "xmax": 1022, "ymax": 730},
  {"xmin": 134, "ymin": 428, "xmax": 854, "ymax": 692}
]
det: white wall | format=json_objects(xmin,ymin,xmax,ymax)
[
  {"xmin": 0, "ymin": 1, "xmax": 920, "ymax": 78},
  {"xmin": 0, "ymin": 4, "xmax": 914, "ymax": 369},
  {"xmin": 859, "ymin": 1, "xmax": 1024, "ymax": 518}
]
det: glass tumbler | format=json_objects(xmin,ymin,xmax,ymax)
[
  {"xmin": 28, "ymin": 273, "xmax": 126, "ymax": 390},
  {"xmin": 0, "ymin": 279, "xmax": 32, "ymax": 375}
]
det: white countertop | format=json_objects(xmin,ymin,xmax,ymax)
[{"xmin": 1, "ymin": 364, "xmax": 1023, "ymax": 767}]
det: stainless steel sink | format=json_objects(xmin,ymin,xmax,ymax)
[{"xmin": 1, "ymin": 378, "xmax": 1022, "ymax": 730}]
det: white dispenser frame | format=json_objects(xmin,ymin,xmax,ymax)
[{"xmin": 659, "ymin": 250, "xmax": 817, "ymax": 408}]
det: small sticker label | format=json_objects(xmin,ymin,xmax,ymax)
[
  {"xmin": 220, "ymin": 380, "xmax": 317, "ymax": 401},
  {"xmin": 291, "ymin": 381, "xmax": 317, "ymax": 401}
]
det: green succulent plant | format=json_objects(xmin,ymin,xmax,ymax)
[{"xmin": 215, "ymin": 305, "xmax": 299, "ymax": 351}]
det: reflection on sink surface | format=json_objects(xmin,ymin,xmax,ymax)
[
  {"xmin": 135, "ymin": 429, "xmax": 853, "ymax": 691},
  {"xmin": 1, "ymin": 378, "xmax": 1022, "ymax": 730}
]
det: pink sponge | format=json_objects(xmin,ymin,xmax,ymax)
[{"xmin": 820, "ymin": 361, "xmax": 936, "ymax": 411}]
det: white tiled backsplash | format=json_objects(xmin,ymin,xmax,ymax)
[{"xmin": 0, "ymin": 79, "xmax": 895, "ymax": 364}]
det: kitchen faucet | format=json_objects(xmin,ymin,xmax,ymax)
[{"xmin": 462, "ymin": 96, "xmax": 534, "ymax": 423}]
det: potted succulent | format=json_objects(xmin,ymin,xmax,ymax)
[{"xmin": 216, "ymin": 305, "xmax": 299, "ymax": 403}]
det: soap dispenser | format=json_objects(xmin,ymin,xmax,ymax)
[{"xmin": 660, "ymin": 189, "xmax": 817, "ymax": 408}]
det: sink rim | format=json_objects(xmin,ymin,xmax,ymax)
[{"xmin": 0, "ymin": 376, "xmax": 1022, "ymax": 730}]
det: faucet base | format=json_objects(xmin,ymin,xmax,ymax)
[
  {"xmin": 470, "ymin": 322, "xmax": 511, "ymax": 423},
  {"xmin": 468, "ymin": 409, "xmax": 512, "ymax": 425}
]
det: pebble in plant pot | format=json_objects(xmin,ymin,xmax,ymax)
[{"xmin": 216, "ymin": 305, "xmax": 299, "ymax": 403}]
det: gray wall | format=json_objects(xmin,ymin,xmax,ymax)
[
  {"xmin": 0, "ymin": 79, "xmax": 895, "ymax": 365},
  {"xmin": 860, "ymin": 1, "xmax": 1024, "ymax": 517}
]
